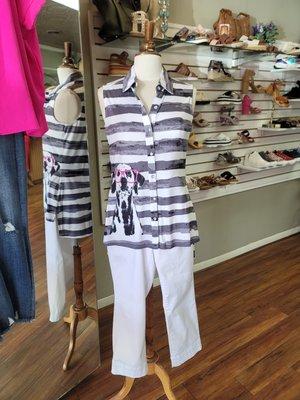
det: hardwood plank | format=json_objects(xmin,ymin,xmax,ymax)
[
  {"xmin": 253, "ymin": 369, "xmax": 300, "ymax": 400},
  {"xmin": 63, "ymin": 234, "xmax": 300, "ymax": 400},
  {"xmin": 236, "ymin": 327, "xmax": 300, "ymax": 394}
]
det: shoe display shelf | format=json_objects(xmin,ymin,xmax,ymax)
[
  {"xmin": 237, "ymin": 162, "xmax": 299, "ymax": 172},
  {"xmin": 87, "ymin": 8, "xmax": 300, "ymax": 221},
  {"xmin": 259, "ymin": 127, "xmax": 300, "ymax": 134}
]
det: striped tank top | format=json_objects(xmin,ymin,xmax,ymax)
[
  {"xmin": 102, "ymin": 66, "xmax": 199, "ymax": 249},
  {"xmin": 43, "ymin": 72, "xmax": 93, "ymax": 238}
]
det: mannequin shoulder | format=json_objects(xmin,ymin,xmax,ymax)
[{"xmin": 54, "ymin": 88, "xmax": 82, "ymax": 125}]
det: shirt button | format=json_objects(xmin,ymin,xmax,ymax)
[
  {"xmin": 149, "ymin": 152, "xmax": 154, "ymax": 156},
  {"xmin": 157, "ymin": 85, "xmax": 162, "ymax": 91},
  {"xmin": 152, "ymin": 197, "xmax": 156, "ymax": 201},
  {"xmin": 152, "ymin": 217, "xmax": 158, "ymax": 221}
]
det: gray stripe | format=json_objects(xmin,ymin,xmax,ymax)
[
  {"xmin": 154, "ymin": 118, "xmax": 192, "ymax": 132},
  {"xmin": 106, "ymin": 206, "xmax": 194, "ymax": 219},
  {"xmin": 110, "ymin": 159, "xmax": 185, "ymax": 173},
  {"xmin": 43, "ymin": 136, "xmax": 88, "ymax": 150},
  {"xmin": 108, "ymin": 139, "xmax": 187, "ymax": 155},
  {"xmin": 59, "ymin": 227, "xmax": 93, "ymax": 237},
  {"xmin": 104, "ymin": 238, "xmax": 199, "ymax": 249},
  {"xmin": 106, "ymin": 121, "xmax": 144, "ymax": 134},
  {"xmin": 48, "ymin": 191, "xmax": 91, "ymax": 201},
  {"xmin": 47, "ymin": 122, "xmax": 87, "ymax": 134}
]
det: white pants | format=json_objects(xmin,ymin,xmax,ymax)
[
  {"xmin": 45, "ymin": 218, "xmax": 76, "ymax": 322},
  {"xmin": 107, "ymin": 245, "xmax": 201, "ymax": 378}
]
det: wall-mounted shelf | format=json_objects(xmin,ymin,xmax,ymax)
[
  {"xmin": 89, "ymin": 10, "xmax": 300, "ymax": 223},
  {"xmin": 259, "ymin": 127, "xmax": 300, "ymax": 134}
]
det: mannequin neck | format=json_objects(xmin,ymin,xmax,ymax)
[
  {"xmin": 134, "ymin": 54, "xmax": 162, "ymax": 82},
  {"xmin": 57, "ymin": 67, "xmax": 78, "ymax": 84}
]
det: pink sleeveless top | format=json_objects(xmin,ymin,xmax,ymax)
[{"xmin": 0, "ymin": 0, "xmax": 47, "ymax": 136}]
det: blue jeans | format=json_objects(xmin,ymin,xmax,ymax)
[{"xmin": 0, "ymin": 133, "xmax": 35, "ymax": 337}]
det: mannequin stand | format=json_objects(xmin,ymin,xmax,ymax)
[
  {"xmin": 63, "ymin": 244, "xmax": 98, "ymax": 371},
  {"xmin": 109, "ymin": 287, "xmax": 177, "ymax": 400}
]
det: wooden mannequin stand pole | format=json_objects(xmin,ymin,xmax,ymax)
[
  {"xmin": 108, "ymin": 287, "xmax": 177, "ymax": 400},
  {"xmin": 63, "ymin": 243, "xmax": 98, "ymax": 371}
]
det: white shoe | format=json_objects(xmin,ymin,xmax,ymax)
[
  {"xmin": 204, "ymin": 133, "xmax": 232, "ymax": 147},
  {"xmin": 244, "ymin": 151, "xmax": 271, "ymax": 169}
]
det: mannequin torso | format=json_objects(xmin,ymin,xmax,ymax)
[
  {"xmin": 54, "ymin": 67, "xmax": 82, "ymax": 125},
  {"xmin": 98, "ymin": 56, "xmax": 197, "ymax": 117}
]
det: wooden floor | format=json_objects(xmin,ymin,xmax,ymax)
[
  {"xmin": 0, "ymin": 184, "xmax": 100, "ymax": 400},
  {"xmin": 63, "ymin": 233, "xmax": 300, "ymax": 400}
]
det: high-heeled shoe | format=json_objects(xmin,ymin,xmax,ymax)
[
  {"xmin": 241, "ymin": 69, "xmax": 266, "ymax": 94},
  {"xmin": 242, "ymin": 95, "xmax": 262, "ymax": 115},
  {"xmin": 265, "ymin": 80, "xmax": 289, "ymax": 107}
]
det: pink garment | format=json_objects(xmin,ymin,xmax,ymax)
[{"xmin": 0, "ymin": 0, "xmax": 47, "ymax": 137}]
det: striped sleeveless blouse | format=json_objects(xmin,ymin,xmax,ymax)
[
  {"xmin": 102, "ymin": 66, "xmax": 199, "ymax": 249},
  {"xmin": 43, "ymin": 72, "xmax": 93, "ymax": 238}
]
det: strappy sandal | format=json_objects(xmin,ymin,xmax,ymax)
[
  {"xmin": 186, "ymin": 177, "xmax": 199, "ymax": 192},
  {"xmin": 193, "ymin": 112, "xmax": 209, "ymax": 127},
  {"xmin": 196, "ymin": 175, "xmax": 217, "ymax": 190},
  {"xmin": 265, "ymin": 80, "xmax": 290, "ymax": 107},
  {"xmin": 237, "ymin": 129, "xmax": 255, "ymax": 144},
  {"xmin": 220, "ymin": 171, "xmax": 238, "ymax": 184},
  {"xmin": 188, "ymin": 132, "xmax": 203, "ymax": 149}
]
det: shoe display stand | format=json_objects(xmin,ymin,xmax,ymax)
[
  {"xmin": 85, "ymin": 7, "xmax": 300, "ymax": 222},
  {"xmin": 259, "ymin": 127, "xmax": 300, "ymax": 134}
]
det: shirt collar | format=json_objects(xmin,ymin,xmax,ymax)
[{"xmin": 122, "ymin": 65, "xmax": 174, "ymax": 94}]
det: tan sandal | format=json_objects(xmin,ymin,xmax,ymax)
[
  {"xmin": 265, "ymin": 80, "xmax": 289, "ymax": 107},
  {"xmin": 188, "ymin": 132, "xmax": 203, "ymax": 149}
]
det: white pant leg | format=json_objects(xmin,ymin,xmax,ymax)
[
  {"xmin": 154, "ymin": 246, "xmax": 201, "ymax": 367},
  {"xmin": 107, "ymin": 246, "xmax": 156, "ymax": 378},
  {"xmin": 45, "ymin": 218, "xmax": 75, "ymax": 322}
]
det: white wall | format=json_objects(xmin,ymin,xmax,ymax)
[{"xmin": 170, "ymin": 0, "xmax": 300, "ymax": 41}]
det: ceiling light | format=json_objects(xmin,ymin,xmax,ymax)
[{"xmin": 52, "ymin": 0, "xmax": 79, "ymax": 11}]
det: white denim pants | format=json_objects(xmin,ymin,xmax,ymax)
[
  {"xmin": 107, "ymin": 245, "xmax": 201, "ymax": 378},
  {"xmin": 45, "ymin": 218, "xmax": 76, "ymax": 322}
]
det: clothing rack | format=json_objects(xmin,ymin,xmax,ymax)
[{"xmin": 63, "ymin": 243, "xmax": 99, "ymax": 371}]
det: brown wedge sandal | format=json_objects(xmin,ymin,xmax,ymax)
[{"xmin": 265, "ymin": 80, "xmax": 289, "ymax": 107}]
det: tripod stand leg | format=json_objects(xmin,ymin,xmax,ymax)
[
  {"xmin": 154, "ymin": 363, "xmax": 177, "ymax": 400},
  {"xmin": 108, "ymin": 377, "xmax": 135, "ymax": 400},
  {"xmin": 63, "ymin": 310, "xmax": 79, "ymax": 371}
]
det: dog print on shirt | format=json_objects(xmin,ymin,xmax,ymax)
[{"xmin": 110, "ymin": 164, "xmax": 145, "ymax": 236}]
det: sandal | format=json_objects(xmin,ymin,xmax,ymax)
[
  {"xmin": 265, "ymin": 80, "xmax": 290, "ymax": 107},
  {"xmin": 237, "ymin": 129, "xmax": 255, "ymax": 144},
  {"xmin": 242, "ymin": 95, "xmax": 262, "ymax": 115},
  {"xmin": 196, "ymin": 175, "xmax": 217, "ymax": 190},
  {"xmin": 219, "ymin": 114, "xmax": 239, "ymax": 126},
  {"xmin": 193, "ymin": 112, "xmax": 209, "ymax": 127},
  {"xmin": 216, "ymin": 152, "xmax": 241, "ymax": 165},
  {"xmin": 186, "ymin": 177, "xmax": 199, "ymax": 192},
  {"xmin": 220, "ymin": 171, "xmax": 238, "ymax": 183},
  {"xmin": 188, "ymin": 132, "xmax": 203, "ymax": 149}
]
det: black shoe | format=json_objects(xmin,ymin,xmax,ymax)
[{"xmin": 285, "ymin": 81, "xmax": 300, "ymax": 99}]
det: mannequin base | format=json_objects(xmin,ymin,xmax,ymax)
[
  {"xmin": 63, "ymin": 303, "xmax": 98, "ymax": 371},
  {"xmin": 108, "ymin": 352, "xmax": 177, "ymax": 400}
]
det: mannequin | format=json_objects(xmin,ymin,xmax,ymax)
[
  {"xmin": 99, "ymin": 21, "xmax": 201, "ymax": 400},
  {"xmin": 54, "ymin": 43, "xmax": 82, "ymax": 125},
  {"xmin": 98, "ymin": 55, "xmax": 197, "ymax": 115}
]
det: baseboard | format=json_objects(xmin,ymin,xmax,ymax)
[{"xmin": 97, "ymin": 226, "xmax": 299, "ymax": 309}]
